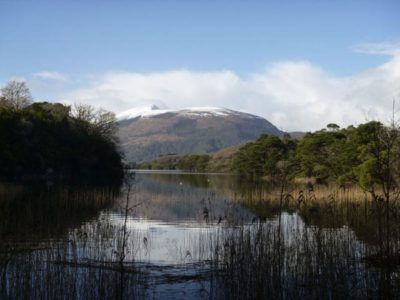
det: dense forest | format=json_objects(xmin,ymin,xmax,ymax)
[
  {"xmin": 0, "ymin": 81, "xmax": 123, "ymax": 184},
  {"xmin": 140, "ymin": 120, "xmax": 400, "ymax": 201},
  {"xmin": 234, "ymin": 122, "xmax": 395, "ymax": 188}
]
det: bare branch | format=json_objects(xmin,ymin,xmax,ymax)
[{"xmin": 0, "ymin": 80, "xmax": 32, "ymax": 109}]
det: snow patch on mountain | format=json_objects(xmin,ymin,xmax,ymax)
[
  {"xmin": 116, "ymin": 104, "xmax": 172, "ymax": 120},
  {"xmin": 117, "ymin": 105, "xmax": 261, "ymax": 121},
  {"xmin": 116, "ymin": 105, "xmax": 231, "ymax": 120}
]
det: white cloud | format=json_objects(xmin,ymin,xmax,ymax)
[
  {"xmin": 32, "ymin": 71, "xmax": 68, "ymax": 81},
  {"xmin": 59, "ymin": 46, "xmax": 400, "ymax": 132},
  {"xmin": 353, "ymin": 42, "xmax": 400, "ymax": 56}
]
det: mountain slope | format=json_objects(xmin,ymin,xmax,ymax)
[{"xmin": 117, "ymin": 106, "xmax": 283, "ymax": 162}]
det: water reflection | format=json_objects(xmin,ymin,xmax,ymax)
[{"xmin": 0, "ymin": 173, "xmax": 400, "ymax": 299}]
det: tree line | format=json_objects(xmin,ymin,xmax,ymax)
[
  {"xmin": 233, "ymin": 120, "xmax": 400, "ymax": 202},
  {"xmin": 139, "ymin": 154, "xmax": 211, "ymax": 172},
  {"xmin": 0, "ymin": 80, "xmax": 123, "ymax": 184}
]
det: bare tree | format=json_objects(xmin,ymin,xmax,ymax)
[
  {"xmin": 72, "ymin": 103, "xmax": 118, "ymax": 141},
  {"xmin": 0, "ymin": 80, "xmax": 32, "ymax": 109}
]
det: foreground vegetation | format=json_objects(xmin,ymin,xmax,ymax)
[{"xmin": 0, "ymin": 80, "xmax": 123, "ymax": 184}]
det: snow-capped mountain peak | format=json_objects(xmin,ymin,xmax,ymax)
[
  {"xmin": 116, "ymin": 105, "xmax": 242, "ymax": 121},
  {"xmin": 116, "ymin": 104, "xmax": 171, "ymax": 120}
]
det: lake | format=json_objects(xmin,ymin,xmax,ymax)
[{"xmin": 1, "ymin": 171, "xmax": 400, "ymax": 299}]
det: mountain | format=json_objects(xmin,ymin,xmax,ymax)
[{"xmin": 117, "ymin": 105, "xmax": 283, "ymax": 162}]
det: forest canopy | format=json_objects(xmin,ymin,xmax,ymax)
[
  {"xmin": 233, "ymin": 120, "xmax": 400, "ymax": 201},
  {"xmin": 0, "ymin": 80, "xmax": 123, "ymax": 184}
]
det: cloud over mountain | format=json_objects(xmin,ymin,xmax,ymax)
[{"xmin": 52, "ymin": 45, "xmax": 400, "ymax": 131}]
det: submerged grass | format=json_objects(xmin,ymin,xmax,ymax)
[{"xmin": 211, "ymin": 220, "xmax": 383, "ymax": 299}]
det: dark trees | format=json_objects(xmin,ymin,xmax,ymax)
[
  {"xmin": 0, "ymin": 100, "xmax": 123, "ymax": 185},
  {"xmin": 233, "ymin": 134, "xmax": 297, "ymax": 181}
]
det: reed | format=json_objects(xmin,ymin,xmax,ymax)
[{"xmin": 2, "ymin": 173, "xmax": 400, "ymax": 299}]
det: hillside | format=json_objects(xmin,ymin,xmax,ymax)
[{"xmin": 117, "ymin": 105, "xmax": 283, "ymax": 162}]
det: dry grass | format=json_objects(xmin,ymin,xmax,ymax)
[
  {"xmin": 0, "ymin": 183, "xmax": 25, "ymax": 198},
  {"xmin": 293, "ymin": 177, "xmax": 316, "ymax": 184}
]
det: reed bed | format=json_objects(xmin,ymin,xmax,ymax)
[
  {"xmin": 204, "ymin": 180, "xmax": 400, "ymax": 299},
  {"xmin": 2, "ymin": 174, "xmax": 400, "ymax": 299},
  {"xmin": 209, "ymin": 217, "xmax": 389, "ymax": 299}
]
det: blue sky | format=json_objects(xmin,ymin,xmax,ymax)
[{"xmin": 1, "ymin": 0, "xmax": 400, "ymax": 130}]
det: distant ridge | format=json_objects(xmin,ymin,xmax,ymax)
[{"xmin": 117, "ymin": 105, "xmax": 283, "ymax": 162}]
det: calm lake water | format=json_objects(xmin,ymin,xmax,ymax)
[{"xmin": 1, "ymin": 171, "xmax": 400, "ymax": 299}]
